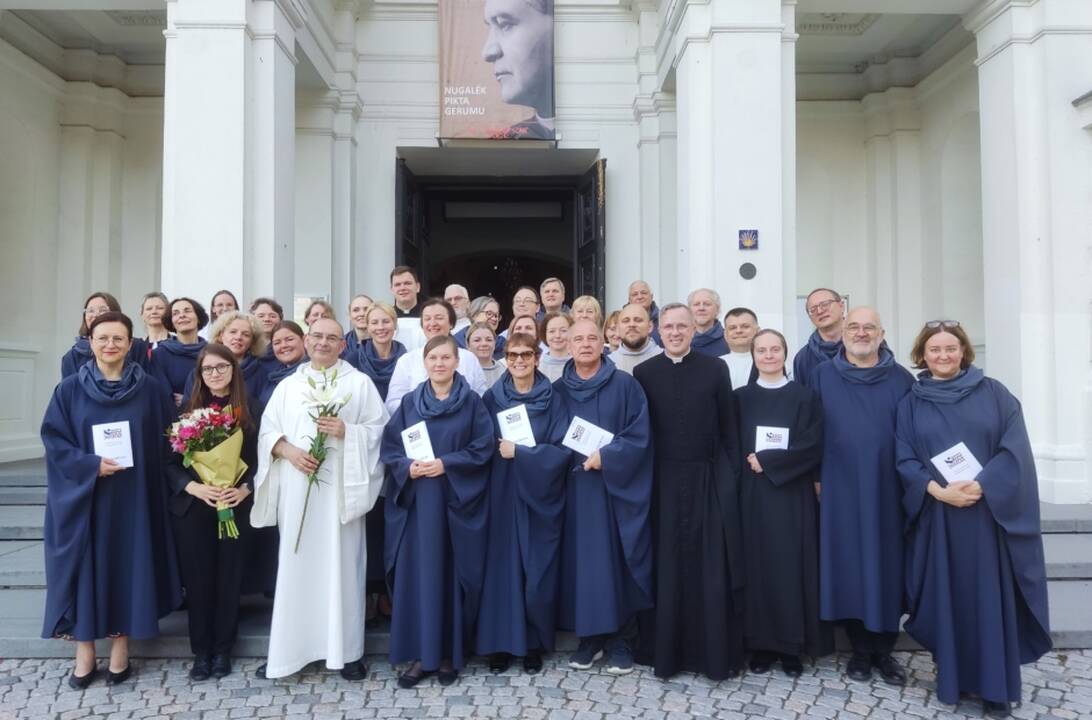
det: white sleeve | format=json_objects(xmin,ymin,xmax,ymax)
[
  {"xmin": 337, "ymin": 375, "xmax": 390, "ymax": 523},
  {"xmin": 385, "ymin": 354, "xmax": 412, "ymax": 415},
  {"xmin": 459, "ymin": 348, "xmax": 489, "ymax": 396}
]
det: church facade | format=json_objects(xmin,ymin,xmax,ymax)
[{"xmin": 0, "ymin": 0, "xmax": 1089, "ymax": 503}]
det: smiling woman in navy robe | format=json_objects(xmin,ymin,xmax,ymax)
[
  {"xmin": 62, "ymin": 291, "xmax": 149, "ymax": 378},
  {"xmin": 41, "ymin": 311, "xmax": 181, "ymax": 689},
  {"xmin": 476, "ymin": 333, "xmax": 569, "ymax": 675},
  {"xmin": 381, "ymin": 334, "xmax": 494, "ymax": 688},
  {"xmin": 896, "ymin": 322, "xmax": 1051, "ymax": 718},
  {"xmin": 183, "ymin": 311, "xmax": 269, "ymax": 417},
  {"xmin": 151, "ymin": 297, "xmax": 208, "ymax": 407}
]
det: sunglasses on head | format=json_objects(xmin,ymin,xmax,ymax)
[{"xmin": 925, "ymin": 320, "xmax": 960, "ymax": 329}]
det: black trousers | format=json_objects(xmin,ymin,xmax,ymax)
[
  {"xmin": 843, "ymin": 619, "xmax": 897, "ymax": 658},
  {"xmin": 171, "ymin": 496, "xmax": 253, "ymax": 656}
]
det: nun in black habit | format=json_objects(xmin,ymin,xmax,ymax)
[
  {"xmin": 895, "ymin": 323, "xmax": 1050, "ymax": 718},
  {"xmin": 41, "ymin": 312, "xmax": 181, "ymax": 688},
  {"xmin": 735, "ymin": 329, "xmax": 832, "ymax": 678}
]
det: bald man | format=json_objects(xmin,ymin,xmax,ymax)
[{"xmin": 810, "ymin": 308, "xmax": 913, "ymax": 686}]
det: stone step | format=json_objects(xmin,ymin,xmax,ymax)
[
  {"xmin": 0, "ymin": 541, "xmax": 43, "ymax": 587},
  {"xmin": 1, "ymin": 581, "xmax": 1089, "ymax": 658},
  {"xmin": 1043, "ymin": 533, "xmax": 1092, "ymax": 579},
  {"xmin": 1040, "ymin": 501, "xmax": 1092, "ymax": 533},
  {"xmin": 0, "ymin": 485, "xmax": 46, "ymax": 505},
  {"xmin": 0, "ymin": 459, "xmax": 46, "ymax": 487},
  {"xmin": 0, "ymin": 506, "xmax": 43, "ymax": 540}
]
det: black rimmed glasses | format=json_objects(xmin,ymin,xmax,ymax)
[
  {"xmin": 201, "ymin": 363, "xmax": 232, "ymax": 377},
  {"xmin": 925, "ymin": 320, "xmax": 960, "ymax": 329}
]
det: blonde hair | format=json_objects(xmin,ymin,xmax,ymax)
[
  {"xmin": 365, "ymin": 301, "xmax": 398, "ymax": 325},
  {"xmin": 571, "ymin": 295, "xmax": 603, "ymax": 328},
  {"xmin": 210, "ymin": 311, "xmax": 269, "ymax": 358}
]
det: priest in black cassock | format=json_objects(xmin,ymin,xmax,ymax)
[
  {"xmin": 812, "ymin": 307, "xmax": 913, "ymax": 685},
  {"xmin": 895, "ymin": 322, "xmax": 1050, "ymax": 718},
  {"xmin": 633, "ymin": 303, "xmax": 744, "ymax": 680},
  {"xmin": 736, "ymin": 329, "xmax": 832, "ymax": 678},
  {"xmin": 554, "ymin": 319, "xmax": 653, "ymax": 676}
]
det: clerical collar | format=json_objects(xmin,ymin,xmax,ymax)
[
  {"xmin": 667, "ymin": 350, "xmax": 690, "ymax": 364},
  {"xmin": 757, "ymin": 376, "xmax": 790, "ymax": 389}
]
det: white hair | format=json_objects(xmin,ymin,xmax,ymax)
[{"xmin": 687, "ymin": 287, "xmax": 721, "ymax": 310}]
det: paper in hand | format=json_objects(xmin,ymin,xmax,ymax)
[
  {"xmin": 562, "ymin": 415, "xmax": 614, "ymax": 458},
  {"xmin": 755, "ymin": 426, "xmax": 790, "ymax": 452},
  {"xmin": 401, "ymin": 420, "xmax": 436, "ymax": 461},
  {"xmin": 497, "ymin": 404, "xmax": 536, "ymax": 448},
  {"xmin": 92, "ymin": 420, "xmax": 134, "ymax": 469},
  {"xmin": 930, "ymin": 441, "xmax": 983, "ymax": 484}
]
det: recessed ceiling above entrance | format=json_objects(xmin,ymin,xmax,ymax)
[{"xmin": 398, "ymin": 147, "xmax": 599, "ymax": 178}]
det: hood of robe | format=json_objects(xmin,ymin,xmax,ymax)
[
  {"xmin": 490, "ymin": 369, "xmax": 553, "ymax": 414},
  {"xmin": 157, "ymin": 336, "xmax": 207, "ymax": 359},
  {"xmin": 355, "ymin": 340, "xmax": 406, "ymax": 387},
  {"xmin": 691, "ymin": 321, "xmax": 726, "ymax": 352},
  {"xmin": 561, "ymin": 355, "xmax": 617, "ymax": 402},
  {"xmin": 77, "ymin": 360, "xmax": 147, "ymax": 404},
  {"xmin": 414, "ymin": 371, "xmax": 472, "ymax": 419},
  {"xmin": 832, "ymin": 345, "xmax": 897, "ymax": 385},
  {"xmin": 911, "ymin": 365, "xmax": 985, "ymax": 404}
]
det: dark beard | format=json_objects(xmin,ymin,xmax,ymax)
[{"xmin": 621, "ymin": 336, "xmax": 648, "ymax": 351}]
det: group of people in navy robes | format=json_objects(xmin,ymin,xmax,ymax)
[{"xmin": 39, "ymin": 275, "xmax": 1051, "ymax": 718}]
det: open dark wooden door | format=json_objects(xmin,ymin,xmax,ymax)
[
  {"xmin": 395, "ymin": 158, "xmax": 431, "ymax": 294},
  {"xmin": 574, "ymin": 158, "xmax": 606, "ymax": 306}
]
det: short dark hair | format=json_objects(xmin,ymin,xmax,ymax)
[
  {"xmin": 724, "ymin": 306, "xmax": 757, "ymax": 323},
  {"xmin": 164, "ymin": 297, "xmax": 209, "ymax": 333},
  {"xmin": 805, "ymin": 288, "xmax": 842, "ymax": 305},
  {"xmin": 88, "ymin": 311, "xmax": 133, "ymax": 340},
  {"xmin": 505, "ymin": 332, "xmax": 542, "ymax": 356},
  {"xmin": 540, "ymin": 310, "xmax": 573, "ymax": 345},
  {"xmin": 419, "ymin": 297, "xmax": 456, "ymax": 328},
  {"xmin": 79, "ymin": 292, "xmax": 121, "ymax": 336},
  {"xmin": 390, "ymin": 266, "xmax": 419, "ymax": 283},
  {"xmin": 272, "ymin": 320, "xmax": 305, "ymax": 340},
  {"xmin": 249, "ymin": 297, "xmax": 284, "ymax": 318},
  {"xmin": 909, "ymin": 323, "xmax": 976, "ymax": 370}
]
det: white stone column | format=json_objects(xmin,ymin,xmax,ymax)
[
  {"xmin": 965, "ymin": 0, "xmax": 1092, "ymax": 502},
  {"xmin": 672, "ymin": 0, "xmax": 790, "ymax": 326},
  {"xmin": 295, "ymin": 96, "xmax": 335, "ymax": 304},
  {"xmin": 330, "ymin": 5, "xmax": 361, "ymax": 316},
  {"xmin": 160, "ymin": 0, "xmax": 301, "ymax": 309},
  {"xmin": 862, "ymin": 88, "xmax": 924, "ymax": 360}
]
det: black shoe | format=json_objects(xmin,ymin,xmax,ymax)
[
  {"xmin": 523, "ymin": 651, "xmax": 543, "ymax": 675},
  {"xmin": 873, "ymin": 654, "xmax": 906, "ymax": 686},
  {"xmin": 488, "ymin": 653, "xmax": 512, "ymax": 673},
  {"xmin": 781, "ymin": 655, "xmax": 804, "ymax": 678},
  {"xmin": 397, "ymin": 663, "xmax": 429, "ymax": 689},
  {"xmin": 210, "ymin": 654, "xmax": 232, "ymax": 679},
  {"xmin": 983, "ymin": 700, "xmax": 1012, "ymax": 718},
  {"xmin": 846, "ymin": 653, "xmax": 872, "ymax": 682},
  {"xmin": 568, "ymin": 637, "xmax": 606, "ymax": 670},
  {"xmin": 255, "ymin": 663, "xmax": 267, "ymax": 679},
  {"xmin": 340, "ymin": 659, "xmax": 368, "ymax": 681},
  {"xmin": 749, "ymin": 651, "xmax": 775, "ymax": 674},
  {"xmin": 189, "ymin": 656, "xmax": 212, "ymax": 681},
  {"xmin": 724, "ymin": 667, "xmax": 741, "ymax": 679},
  {"xmin": 105, "ymin": 664, "xmax": 132, "ymax": 685},
  {"xmin": 67, "ymin": 666, "xmax": 99, "ymax": 690},
  {"xmin": 437, "ymin": 666, "xmax": 458, "ymax": 686}
]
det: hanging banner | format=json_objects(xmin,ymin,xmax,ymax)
[{"xmin": 439, "ymin": 0, "xmax": 556, "ymax": 140}]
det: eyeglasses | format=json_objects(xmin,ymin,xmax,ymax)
[
  {"xmin": 925, "ymin": 320, "xmax": 960, "ymax": 329},
  {"xmin": 201, "ymin": 363, "xmax": 232, "ymax": 376},
  {"xmin": 91, "ymin": 335, "xmax": 128, "ymax": 347},
  {"xmin": 484, "ymin": 311, "xmax": 499, "ymax": 319},
  {"xmin": 845, "ymin": 323, "xmax": 879, "ymax": 335},
  {"xmin": 505, "ymin": 350, "xmax": 536, "ymax": 362},
  {"xmin": 806, "ymin": 298, "xmax": 840, "ymax": 316},
  {"xmin": 84, "ymin": 306, "xmax": 110, "ymax": 316},
  {"xmin": 308, "ymin": 333, "xmax": 341, "ymax": 344}
]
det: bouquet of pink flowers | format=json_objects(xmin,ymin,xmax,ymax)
[{"xmin": 167, "ymin": 405, "xmax": 248, "ymax": 539}]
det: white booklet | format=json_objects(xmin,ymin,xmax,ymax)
[
  {"xmin": 401, "ymin": 421, "xmax": 435, "ymax": 461},
  {"xmin": 930, "ymin": 441, "xmax": 984, "ymax": 484},
  {"xmin": 562, "ymin": 416, "xmax": 614, "ymax": 457},
  {"xmin": 497, "ymin": 404, "xmax": 536, "ymax": 448},
  {"xmin": 755, "ymin": 426, "xmax": 790, "ymax": 452},
  {"xmin": 92, "ymin": 420, "xmax": 134, "ymax": 469}
]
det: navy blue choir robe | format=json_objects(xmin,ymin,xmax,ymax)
[
  {"xmin": 257, "ymin": 358, "xmax": 306, "ymax": 408},
  {"xmin": 896, "ymin": 367, "xmax": 1051, "ymax": 705},
  {"xmin": 61, "ymin": 336, "xmax": 151, "ymax": 379},
  {"xmin": 455, "ymin": 326, "xmax": 507, "ymax": 361},
  {"xmin": 791, "ymin": 331, "xmax": 841, "ymax": 388},
  {"xmin": 736, "ymin": 380, "xmax": 832, "ymax": 658},
  {"xmin": 346, "ymin": 339, "xmax": 407, "ymax": 589},
  {"xmin": 40, "ymin": 362, "xmax": 182, "ymax": 641},
  {"xmin": 476, "ymin": 371, "xmax": 570, "ymax": 656},
  {"xmin": 150, "ymin": 337, "xmax": 207, "ymax": 398},
  {"xmin": 341, "ymin": 329, "xmax": 364, "ymax": 362},
  {"xmin": 258, "ymin": 344, "xmax": 280, "ymax": 374},
  {"xmin": 554, "ymin": 358, "xmax": 654, "ymax": 637},
  {"xmin": 634, "ymin": 352, "xmax": 744, "ymax": 680},
  {"xmin": 381, "ymin": 374, "xmax": 494, "ymax": 670},
  {"xmin": 690, "ymin": 321, "xmax": 729, "ymax": 357},
  {"xmin": 812, "ymin": 349, "xmax": 913, "ymax": 632}
]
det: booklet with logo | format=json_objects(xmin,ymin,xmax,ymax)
[
  {"xmin": 930, "ymin": 441, "xmax": 984, "ymax": 484},
  {"xmin": 562, "ymin": 415, "xmax": 614, "ymax": 457},
  {"xmin": 497, "ymin": 404, "xmax": 536, "ymax": 448},
  {"xmin": 92, "ymin": 420, "xmax": 134, "ymax": 469},
  {"xmin": 755, "ymin": 426, "xmax": 790, "ymax": 452},
  {"xmin": 401, "ymin": 420, "xmax": 436, "ymax": 461}
]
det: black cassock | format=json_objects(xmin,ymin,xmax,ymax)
[
  {"xmin": 633, "ymin": 352, "xmax": 745, "ymax": 680},
  {"xmin": 736, "ymin": 380, "xmax": 833, "ymax": 659}
]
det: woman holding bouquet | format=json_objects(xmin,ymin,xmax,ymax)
[
  {"xmin": 381, "ymin": 334, "xmax": 494, "ymax": 688},
  {"xmin": 166, "ymin": 343, "xmax": 258, "ymax": 681},
  {"xmin": 41, "ymin": 311, "xmax": 181, "ymax": 688}
]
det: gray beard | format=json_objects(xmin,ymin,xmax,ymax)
[{"xmin": 621, "ymin": 336, "xmax": 648, "ymax": 351}]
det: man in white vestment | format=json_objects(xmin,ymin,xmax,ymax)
[{"xmin": 251, "ymin": 318, "xmax": 389, "ymax": 679}]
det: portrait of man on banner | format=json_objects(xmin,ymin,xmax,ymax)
[{"xmin": 439, "ymin": 0, "xmax": 556, "ymax": 140}]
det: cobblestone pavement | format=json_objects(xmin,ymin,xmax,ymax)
[{"xmin": 2, "ymin": 651, "xmax": 1091, "ymax": 720}]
